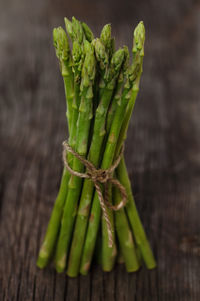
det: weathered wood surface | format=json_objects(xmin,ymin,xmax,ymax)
[{"xmin": 0, "ymin": 0, "xmax": 200, "ymax": 300}]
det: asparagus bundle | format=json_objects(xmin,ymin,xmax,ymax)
[{"xmin": 37, "ymin": 17, "xmax": 156, "ymax": 276}]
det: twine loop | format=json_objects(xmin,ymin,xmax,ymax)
[{"xmin": 62, "ymin": 140, "xmax": 127, "ymax": 247}]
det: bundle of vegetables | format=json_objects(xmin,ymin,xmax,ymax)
[{"xmin": 37, "ymin": 17, "xmax": 156, "ymax": 277}]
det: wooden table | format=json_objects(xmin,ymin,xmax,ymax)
[{"xmin": 1, "ymin": 0, "xmax": 200, "ymax": 300}]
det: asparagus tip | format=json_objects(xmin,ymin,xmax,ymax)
[
  {"xmin": 82, "ymin": 22, "xmax": 94, "ymax": 42},
  {"xmin": 72, "ymin": 16, "xmax": 84, "ymax": 43},
  {"xmin": 64, "ymin": 17, "xmax": 74, "ymax": 39},
  {"xmin": 100, "ymin": 24, "xmax": 113, "ymax": 57},
  {"xmin": 72, "ymin": 40, "xmax": 82, "ymax": 63},
  {"xmin": 100, "ymin": 23, "xmax": 111, "ymax": 44},
  {"xmin": 122, "ymin": 45, "xmax": 130, "ymax": 71},
  {"xmin": 133, "ymin": 21, "xmax": 145, "ymax": 56},
  {"xmin": 81, "ymin": 40, "xmax": 96, "ymax": 86},
  {"xmin": 107, "ymin": 48, "xmax": 125, "ymax": 81},
  {"xmin": 92, "ymin": 38, "xmax": 109, "ymax": 72},
  {"xmin": 53, "ymin": 26, "xmax": 70, "ymax": 61}
]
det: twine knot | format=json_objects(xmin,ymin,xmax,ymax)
[
  {"xmin": 62, "ymin": 140, "xmax": 127, "ymax": 247},
  {"xmin": 88, "ymin": 168, "xmax": 110, "ymax": 183}
]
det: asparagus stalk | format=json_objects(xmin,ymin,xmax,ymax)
[
  {"xmin": 66, "ymin": 41, "xmax": 84, "ymax": 171},
  {"xmin": 54, "ymin": 40, "xmax": 96, "ymax": 272},
  {"xmin": 99, "ymin": 26, "xmax": 118, "ymax": 271},
  {"xmin": 115, "ymin": 21, "xmax": 156, "ymax": 269},
  {"xmin": 67, "ymin": 48, "xmax": 125, "ymax": 277},
  {"xmin": 53, "ymin": 27, "xmax": 74, "ymax": 132},
  {"xmin": 101, "ymin": 46, "xmax": 130, "ymax": 271},
  {"xmin": 37, "ymin": 27, "xmax": 74, "ymax": 268},
  {"xmin": 116, "ymin": 158, "xmax": 156, "ymax": 269},
  {"xmin": 113, "ymin": 181, "xmax": 139, "ymax": 272},
  {"xmin": 63, "ymin": 17, "xmax": 85, "ymax": 171},
  {"xmin": 101, "ymin": 25, "xmax": 147, "ymax": 272},
  {"xmin": 79, "ymin": 58, "xmax": 140, "ymax": 275}
]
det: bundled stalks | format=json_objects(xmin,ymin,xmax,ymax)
[{"xmin": 37, "ymin": 17, "xmax": 156, "ymax": 276}]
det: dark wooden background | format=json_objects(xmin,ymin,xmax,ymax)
[{"xmin": 0, "ymin": 0, "xmax": 200, "ymax": 300}]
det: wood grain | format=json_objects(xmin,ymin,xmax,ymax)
[{"xmin": 0, "ymin": 0, "xmax": 200, "ymax": 300}]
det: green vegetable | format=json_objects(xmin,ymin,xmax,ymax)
[
  {"xmin": 37, "ymin": 18, "xmax": 156, "ymax": 276},
  {"xmin": 37, "ymin": 27, "xmax": 74, "ymax": 268},
  {"xmin": 54, "ymin": 40, "xmax": 96, "ymax": 272},
  {"xmin": 79, "ymin": 57, "xmax": 141, "ymax": 274},
  {"xmin": 115, "ymin": 22, "xmax": 156, "ymax": 269},
  {"xmin": 67, "ymin": 48, "xmax": 125, "ymax": 277}
]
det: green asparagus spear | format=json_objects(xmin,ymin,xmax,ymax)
[
  {"xmin": 53, "ymin": 26, "xmax": 74, "ymax": 132},
  {"xmin": 102, "ymin": 26, "xmax": 146, "ymax": 273},
  {"xmin": 37, "ymin": 27, "xmax": 74, "ymax": 268},
  {"xmin": 67, "ymin": 48, "xmax": 125, "ymax": 277},
  {"xmin": 63, "ymin": 19, "xmax": 85, "ymax": 177},
  {"xmin": 54, "ymin": 40, "xmax": 96, "ymax": 272},
  {"xmin": 101, "ymin": 46, "xmax": 130, "ymax": 271},
  {"xmin": 115, "ymin": 21, "xmax": 156, "ymax": 269},
  {"xmin": 79, "ymin": 57, "xmax": 142, "ymax": 275},
  {"xmin": 66, "ymin": 41, "xmax": 84, "ymax": 169}
]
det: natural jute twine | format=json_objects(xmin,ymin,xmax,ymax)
[{"xmin": 62, "ymin": 140, "xmax": 127, "ymax": 247}]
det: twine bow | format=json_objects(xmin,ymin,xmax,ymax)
[{"xmin": 62, "ymin": 140, "xmax": 127, "ymax": 247}]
